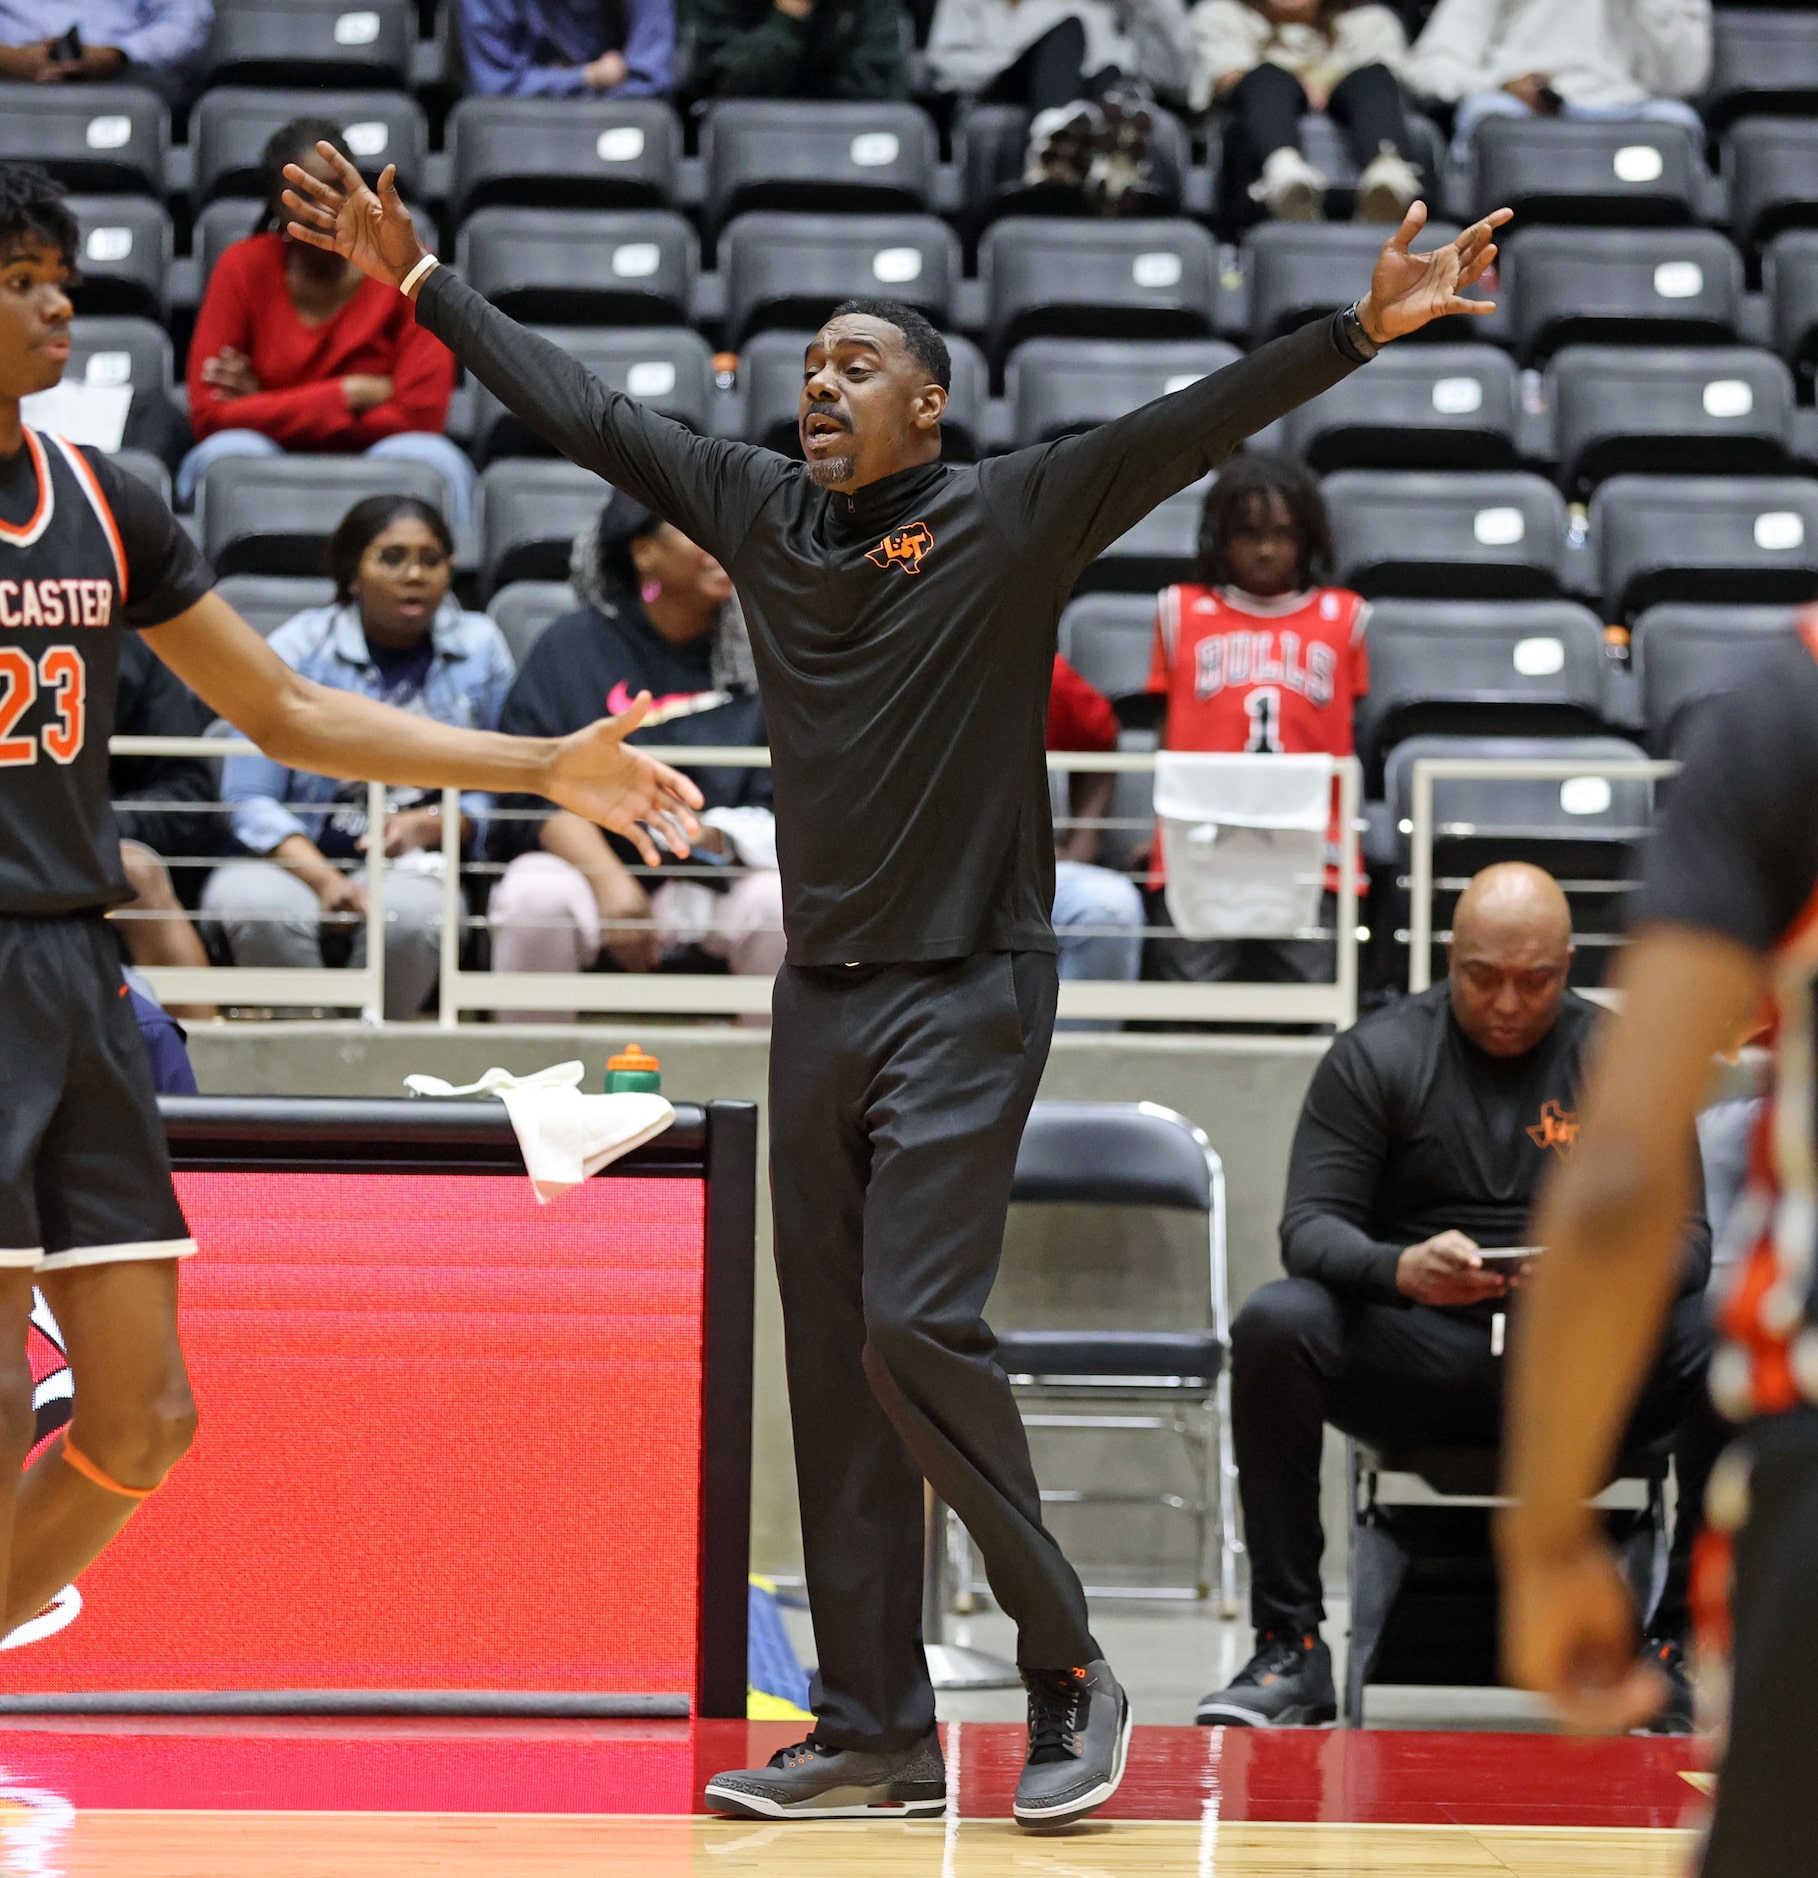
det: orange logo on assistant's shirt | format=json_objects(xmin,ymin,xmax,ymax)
[
  {"xmin": 1526, "ymin": 1099, "xmax": 1580, "ymax": 1156},
  {"xmin": 865, "ymin": 521, "xmax": 935, "ymax": 574}
]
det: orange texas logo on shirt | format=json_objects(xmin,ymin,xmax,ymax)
[
  {"xmin": 865, "ymin": 521, "xmax": 935, "ymax": 575},
  {"xmin": 1526, "ymin": 1099, "xmax": 1580, "ymax": 1156}
]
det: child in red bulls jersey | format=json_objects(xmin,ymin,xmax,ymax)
[{"xmin": 1145, "ymin": 452, "xmax": 1368, "ymax": 985}]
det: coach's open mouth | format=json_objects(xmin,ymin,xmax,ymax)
[{"xmin": 801, "ymin": 409, "xmax": 851, "ymax": 451}]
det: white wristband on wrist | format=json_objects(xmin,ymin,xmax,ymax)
[{"xmin": 400, "ymin": 253, "xmax": 440, "ymax": 298}]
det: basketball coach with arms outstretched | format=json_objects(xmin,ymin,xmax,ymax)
[{"xmin": 285, "ymin": 147, "xmax": 1509, "ymax": 1827}]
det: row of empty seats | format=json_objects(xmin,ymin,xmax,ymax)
[
  {"xmin": 168, "ymin": 448, "xmax": 1818, "ymax": 623},
  {"xmin": 59, "ymin": 195, "xmax": 1818, "ymax": 380}
]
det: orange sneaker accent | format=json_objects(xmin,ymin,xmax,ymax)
[{"xmin": 60, "ymin": 1439, "xmax": 155, "ymax": 1500}]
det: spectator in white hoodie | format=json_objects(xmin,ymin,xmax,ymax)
[
  {"xmin": 1402, "ymin": 0, "xmax": 1710, "ymax": 165},
  {"xmin": 1192, "ymin": 1, "xmax": 1421, "ymax": 226}
]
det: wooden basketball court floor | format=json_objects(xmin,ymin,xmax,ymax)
[{"xmin": 0, "ymin": 1716, "xmax": 1709, "ymax": 1875}]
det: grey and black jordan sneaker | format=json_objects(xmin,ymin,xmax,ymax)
[
  {"xmin": 1195, "ymin": 1631, "xmax": 1336, "ymax": 1727},
  {"xmin": 1634, "ymin": 1637, "xmax": 1695, "ymax": 1736},
  {"xmin": 702, "ymin": 1734, "xmax": 946, "ymax": 1820},
  {"xmin": 1013, "ymin": 1659, "xmax": 1132, "ymax": 1828}
]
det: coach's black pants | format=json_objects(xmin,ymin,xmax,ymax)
[
  {"xmin": 770, "ymin": 951, "xmax": 1097, "ymax": 1752},
  {"xmin": 1701, "ymin": 1409, "xmax": 1818, "ymax": 1878},
  {"xmin": 1232, "ymin": 1276, "xmax": 1720, "ymax": 1638}
]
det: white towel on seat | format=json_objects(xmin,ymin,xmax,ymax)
[{"xmin": 403, "ymin": 1061, "xmax": 675, "ymax": 1204}]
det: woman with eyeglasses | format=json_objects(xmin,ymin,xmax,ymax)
[{"xmin": 202, "ymin": 495, "xmax": 515, "ymax": 1018}]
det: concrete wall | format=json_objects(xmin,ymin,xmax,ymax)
[{"xmin": 186, "ymin": 1022, "xmax": 1326, "ymax": 1580}]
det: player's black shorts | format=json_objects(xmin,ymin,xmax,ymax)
[
  {"xmin": 1700, "ymin": 1407, "xmax": 1818, "ymax": 1878},
  {"xmin": 0, "ymin": 914, "xmax": 194, "ymax": 1273}
]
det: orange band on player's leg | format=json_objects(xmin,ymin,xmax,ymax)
[{"xmin": 60, "ymin": 1440, "xmax": 155, "ymax": 1501}]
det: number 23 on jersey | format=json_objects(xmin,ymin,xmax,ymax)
[{"xmin": 0, "ymin": 645, "xmax": 87, "ymax": 766}]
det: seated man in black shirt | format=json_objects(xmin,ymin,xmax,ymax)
[{"xmin": 1198, "ymin": 861, "xmax": 1718, "ymax": 1732}]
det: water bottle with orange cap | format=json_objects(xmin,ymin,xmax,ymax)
[{"xmin": 605, "ymin": 1043, "xmax": 662, "ymax": 1094}]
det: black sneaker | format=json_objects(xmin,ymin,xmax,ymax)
[
  {"xmin": 1012, "ymin": 1658, "xmax": 1132, "ymax": 1828},
  {"xmin": 702, "ymin": 1733, "xmax": 946, "ymax": 1819},
  {"xmin": 1195, "ymin": 1631, "xmax": 1336, "ymax": 1727},
  {"xmin": 1634, "ymin": 1637, "xmax": 1695, "ymax": 1736}
]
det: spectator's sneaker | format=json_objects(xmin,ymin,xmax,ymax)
[
  {"xmin": 1251, "ymin": 146, "xmax": 1327, "ymax": 222},
  {"xmin": 1013, "ymin": 1659, "xmax": 1132, "ymax": 1828},
  {"xmin": 1634, "ymin": 1637, "xmax": 1696, "ymax": 1736},
  {"xmin": 1195, "ymin": 1631, "xmax": 1336, "ymax": 1726},
  {"xmin": 1088, "ymin": 83, "xmax": 1156, "ymax": 213},
  {"xmin": 1355, "ymin": 144, "xmax": 1422, "ymax": 224},
  {"xmin": 1024, "ymin": 101, "xmax": 1103, "ymax": 189},
  {"xmin": 702, "ymin": 1734, "xmax": 946, "ymax": 1819}
]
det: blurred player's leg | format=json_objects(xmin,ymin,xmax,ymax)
[
  {"xmin": 2, "ymin": 1260, "xmax": 194, "ymax": 1630},
  {"xmin": 1698, "ymin": 1412, "xmax": 1818, "ymax": 1877},
  {"xmin": 0, "ymin": 1275, "xmax": 42, "ymax": 1625}
]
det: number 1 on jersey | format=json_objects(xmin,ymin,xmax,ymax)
[
  {"xmin": 0, "ymin": 645, "xmax": 88, "ymax": 766},
  {"xmin": 1244, "ymin": 685, "xmax": 1284, "ymax": 753}
]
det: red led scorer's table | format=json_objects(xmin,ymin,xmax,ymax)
[{"xmin": 0, "ymin": 1096, "xmax": 756, "ymax": 1721}]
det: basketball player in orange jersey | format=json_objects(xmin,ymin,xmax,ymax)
[
  {"xmin": 0, "ymin": 162, "xmax": 701, "ymax": 1641},
  {"xmin": 1145, "ymin": 452, "xmax": 1367, "ymax": 984},
  {"xmin": 1500, "ymin": 609, "xmax": 1818, "ymax": 1875}
]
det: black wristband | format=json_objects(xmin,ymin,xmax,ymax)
[{"xmin": 1333, "ymin": 302, "xmax": 1381, "ymax": 364}]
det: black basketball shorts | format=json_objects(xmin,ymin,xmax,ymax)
[{"xmin": 0, "ymin": 914, "xmax": 194, "ymax": 1273}]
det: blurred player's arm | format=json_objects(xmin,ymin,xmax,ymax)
[
  {"xmin": 278, "ymin": 146, "xmax": 781, "ymax": 562},
  {"xmin": 1499, "ymin": 927, "xmax": 1760, "ymax": 1729},
  {"xmin": 143, "ymin": 591, "xmax": 702, "ymax": 868}
]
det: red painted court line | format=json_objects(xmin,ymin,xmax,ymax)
[{"xmin": 0, "ymin": 1719, "xmax": 1702, "ymax": 1827}]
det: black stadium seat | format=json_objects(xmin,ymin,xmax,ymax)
[
  {"xmin": 1281, "ymin": 343, "xmax": 1519, "ymax": 471},
  {"xmin": 192, "ymin": 88, "xmax": 427, "ymax": 206},
  {"xmin": 458, "ymin": 208, "xmax": 696, "ymax": 327},
  {"xmin": 446, "ymin": 99, "xmax": 680, "ymax": 221},
  {"xmin": 1057, "ymin": 591, "xmax": 1158, "ymax": 711},
  {"xmin": 1354, "ymin": 599, "xmax": 1608, "ymax": 785},
  {"xmin": 1593, "ymin": 474, "xmax": 1818, "ymax": 618},
  {"xmin": 1468, "ymin": 116, "xmax": 1701, "ymax": 226},
  {"xmin": 471, "ymin": 327, "xmax": 713, "ymax": 464},
  {"xmin": 1246, "ymin": 221, "xmax": 1470, "ymax": 344},
  {"xmin": 214, "ymin": 574, "xmax": 336, "ymax": 639},
  {"xmin": 479, "ymin": 460, "xmax": 607, "ymax": 596},
  {"xmin": 200, "ymin": 455, "xmax": 452, "ymax": 578},
  {"xmin": 1007, "ymin": 338, "xmax": 1241, "ymax": 448},
  {"xmin": 64, "ymin": 197, "xmax": 169, "ymax": 320},
  {"xmin": 200, "ymin": 0, "xmax": 413, "ymax": 88},
  {"xmin": 0, "ymin": 86, "xmax": 166, "ymax": 196},
  {"xmin": 979, "ymin": 218, "xmax": 1217, "ymax": 372},
  {"xmin": 65, "ymin": 316, "xmax": 172, "ymax": 403},
  {"xmin": 954, "ymin": 101, "xmax": 1189, "ymax": 234},
  {"xmin": 110, "ymin": 449, "xmax": 172, "ymax": 507},
  {"xmin": 720, "ymin": 212, "xmax": 959, "ymax": 348},
  {"xmin": 487, "ymin": 581, "xmax": 579, "ymax": 668},
  {"xmin": 1728, "ymin": 118, "xmax": 1818, "ymax": 255},
  {"xmin": 1075, "ymin": 476, "xmax": 1207, "ymax": 595},
  {"xmin": 1766, "ymin": 231, "xmax": 1818, "ymax": 402},
  {"xmin": 1503, "ymin": 226, "xmax": 1742, "ymax": 363},
  {"xmin": 702, "ymin": 101, "xmax": 937, "ymax": 234},
  {"xmin": 1704, "ymin": 8, "xmax": 1818, "ymax": 130},
  {"xmin": 737, "ymin": 328, "xmax": 989, "ymax": 460},
  {"xmin": 1548, "ymin": 346, "xmax": 1795, "ymax": 495},
  {"xmin": 1630, "ymin": 603, "xmax": 1803, "ymax": 754},
  {"xmin": 1324, "ymin": 470, "xmax": 1568, "ymax": 600}
]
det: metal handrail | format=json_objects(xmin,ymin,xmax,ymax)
[
  {"xmin": 110, "ymin": 737, "xmax": 1363, "ymax": 1028},
  {"xmin": 1406, "ymin": 756, "xmax": 1681, "ymax": 994}
]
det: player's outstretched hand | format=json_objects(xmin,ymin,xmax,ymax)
[
  {"xmin": 543, "ymin": 691, "xmax": 706, "ymax": 869},
  {"xmin": 281, "ymin": 144, "xmax": 427, "ymax": 293},
  {"xmin": 1357, "ymin": 202, "xmax": 1513, "ymax": 344},
  {"xmin": 1499, "ymin": 1525, "xmax": 1667, "ymax": 1734}
]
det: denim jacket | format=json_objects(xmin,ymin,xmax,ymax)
[{"xmin": 223, "ymin": 599, "xmax": 516, "ymax": 858}]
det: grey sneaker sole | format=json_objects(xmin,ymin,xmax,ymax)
[
  {"xmin": 702, "ymin": 1779, "xmax": 947, "ymax": 1821},
  {"xmin": 1194, "ymin": 1697, "xmax": 1336, "ymax": 1727},
  {"xmin": 1012, "ymin": 1697, "xmax": 1132, "ymax": 1827}
]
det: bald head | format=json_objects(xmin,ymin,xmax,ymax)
[{"xmin": 1448, "ymin": 863, "xmax": 1575, "ymax": 1057}]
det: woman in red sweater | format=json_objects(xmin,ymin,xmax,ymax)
[{"xmin": 179, "ymin": 119, "xmax": 474, "ymax": 522}]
